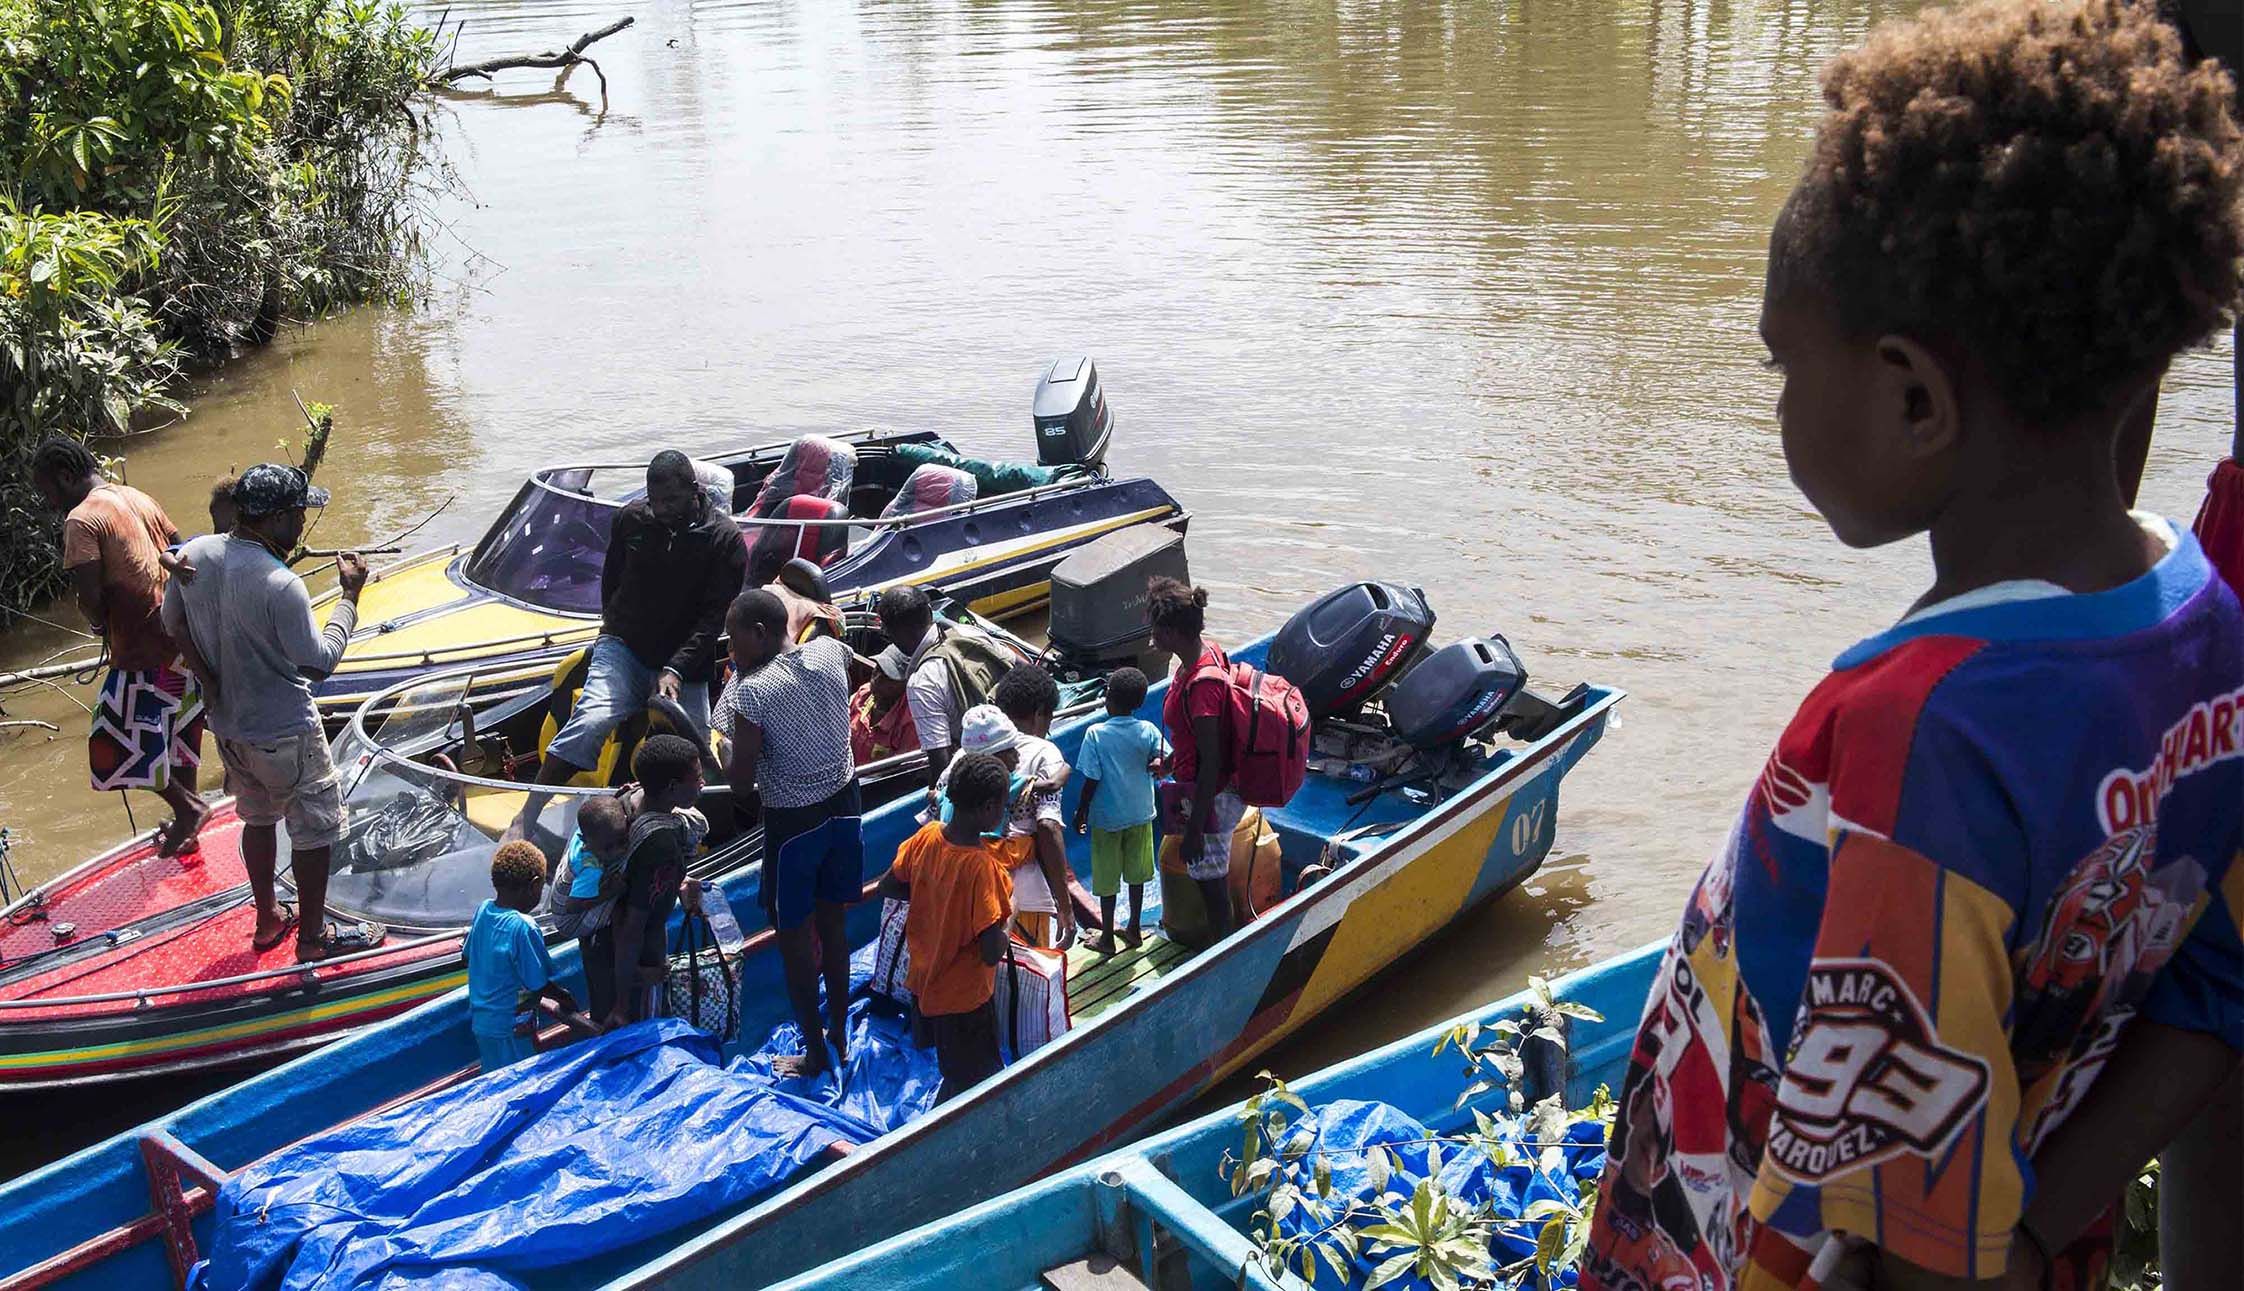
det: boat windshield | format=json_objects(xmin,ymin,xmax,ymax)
[
  {"xmin": 319, "ymin": 668, "xmax": 609, "ymax": 930},
  {"xmin": 459, "ymin": 470, "xmax": 615, "ymax": 614}
]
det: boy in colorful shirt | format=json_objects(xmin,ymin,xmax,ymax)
[
  {"xmin": 1070, "ymin": 667, "xmax": 1169, "ymax": 954},
  {"xmin": 882, "ymin": 752, "xmax": 1013, "ymax": 1102},
  {"xmin": 1583, "ymin": 4, "xmax": 2244, "ymax": 1289},
  {"xmin": 468, "ymin": 841, "xmax": 590, "ymax": 1071}
]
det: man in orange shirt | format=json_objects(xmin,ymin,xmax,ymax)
[
  {"xmin": 881, "ymin": 752, "xmax": 1011, "ymax": 1102},
  {"xmin": 32, "ymin": 437, "xmax": 208, "ymax": 856}
]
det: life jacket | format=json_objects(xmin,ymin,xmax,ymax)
[{"xmin": 1189, "ymin": 653, "xmax": 1310, "ymax": 809}]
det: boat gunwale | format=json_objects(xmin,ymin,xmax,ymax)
[
  {"xmin": 619, "ymin": 680, "xmax": 1624, "ymax": 1286},
  {"xmin": 766, "ymin": 937, "xmax": 1670, "ymax": 1291}
]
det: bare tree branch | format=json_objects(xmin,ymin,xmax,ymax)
[{"xmin": 434, "ymin": 17, "xmax": 634, "ymax": 100}]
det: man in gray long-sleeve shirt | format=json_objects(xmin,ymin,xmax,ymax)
[{"xmin": 161, "ymin": 464, "xmax": 385, "ymax": 963}]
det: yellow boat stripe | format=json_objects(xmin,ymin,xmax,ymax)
[
  {"xmin": 316, "ymin": 502, "xmax": 1178, "ymax": 694},
  {"xmin": 0, "ymin": 970, "xmax": 466, "ymax": 1071}
]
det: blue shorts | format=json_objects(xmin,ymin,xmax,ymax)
[
  {"xmin": 547, "ymin": 635, "xmax": 712, "ymax": 769},
  {"xmin": 476, "ymin": 1029, "xmax": 536, "ymax": 1073},
  {"xmin": 761, "ymin": 780, "xmax": 864, "ymax": 929}
]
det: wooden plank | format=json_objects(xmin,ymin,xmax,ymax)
[{"xmin": 1065, "ymin": 938, "xmax": 1190, "ymax": 1021}]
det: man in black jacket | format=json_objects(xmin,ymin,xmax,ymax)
[{"xmin": 521, "ymin": 451, "xmax": 743, "ymax": 820}]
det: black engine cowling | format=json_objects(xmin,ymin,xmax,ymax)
[{"xmin": 1266, "ymin": 582, "xmax": 1434, "ymax": 719}]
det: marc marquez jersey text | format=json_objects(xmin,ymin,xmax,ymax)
[{"xmin": 1583, "ymin": 524, "xmax": 2244, "ymax": 1290}]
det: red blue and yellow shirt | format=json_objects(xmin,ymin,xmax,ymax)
[{"xmin": 1584, "ymin": 522, "xmax": 2244, "ymax": 1290}]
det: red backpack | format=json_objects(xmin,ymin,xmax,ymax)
[{"xmin": 1193, "ymin": 654, "xmax": 1310, "ymax": 808}]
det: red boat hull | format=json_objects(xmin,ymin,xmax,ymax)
[{"xmin": 0, "ymin": 806, "xmax": 466, "ymax": 1089}]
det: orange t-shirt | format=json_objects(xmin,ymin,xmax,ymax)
[
  {"xmin": 61, "ymin": 483, "xmax": 180, "ymax": 671},
  {"xmin": 891, "ymin": 820, "xmax": 1011, "ymax": 1016}
]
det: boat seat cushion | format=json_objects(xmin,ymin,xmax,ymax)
[
  {"xmin": 751, "ymin": 435, "xmax": 857, "ymax": 518},
  {"xmin": 879, "ymin": 464, "xmax": 977, "ymax": 519},
  {"xmin": 747, "ymin": 495, "xmax": 850, "ymax": 582}
]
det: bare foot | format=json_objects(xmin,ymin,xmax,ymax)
[
  {"xmin": 1122, "ymin": 928, "xmax": 1143, "ymax": 950},
  {"xmin": 825, "ymin": 1026, "xmax": 850, "ymax": 1068},
  {"xmin": 1090, "ymin": 935, "xmax": 1118, "ymax": 956},
  {"xmin": 772, "ymin": 1049, "xmax": 830, "ymax": 1080}
]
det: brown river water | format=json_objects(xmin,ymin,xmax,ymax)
[{"xmin": 1, "ymin": 0, "xmax": 2236, "ymax": 1168}]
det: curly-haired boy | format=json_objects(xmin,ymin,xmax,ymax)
[
  {"xmin": 468, "ymin": 840, "xmax": 593, "ymax": 1072},
  {"xmin": 1584, "ymin": 3, "xmax": 2244, "ymax": 1288}
]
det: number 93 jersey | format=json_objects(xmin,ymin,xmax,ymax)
[{"xmin": 1583, "ymin": 522, "xmax": 2244, "ymax": 1291}]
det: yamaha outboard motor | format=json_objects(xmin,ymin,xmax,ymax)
[
  {"xmin": 1047, "ymin": 523, "xmax": 1190, "ymax": 674},
  {"xmin": 1266, "ymin": 582, "xmax": 1434, "ymax": 719},
  {"xmin": 1033, "ymin": 355, "xmax": 1113, "ymax": 470},
  {"xmin": 1384, "ymin": 636, "xmax": 1528, "ymax": 747}
]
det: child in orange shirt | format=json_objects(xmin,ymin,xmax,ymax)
[{"xmin": 881, "ymin": 752, "xmax": 1012, "ymax": 1102}]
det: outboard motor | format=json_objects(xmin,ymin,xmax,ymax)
[
  {"xmin": 1266, "ymin": 582, "xmax": 1434, "ymax": 719},
  {"xmin": 1047, "ymin": 523, "xmax": 1190, "ymax": 672},
  {"xmin": 1033, "ymin": 355, "xmax": 1113, "ymax": 469},
  {"xmin": 1383, "ymin": 636, "xmax": 1529, "ymax": 748}
]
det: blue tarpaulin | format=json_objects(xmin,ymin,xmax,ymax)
[{"xmin": 195, "ymin": 1002, "xmax": 942, "ymax": 1290}]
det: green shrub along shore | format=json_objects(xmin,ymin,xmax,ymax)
[{"xmin": 0, "ymin": 0, "xmax": 439, "ymax": 626}]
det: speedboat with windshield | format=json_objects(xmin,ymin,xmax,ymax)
[{"xmin": 307, "ymin": 356, "xmax": 1184, "ymax": 726}]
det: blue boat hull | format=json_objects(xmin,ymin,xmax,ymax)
[
  {"xmin": 0, "ymin": 643, "xmax": 1619, "ymax": 1291},
  {"xmin": 771, "ymin": 943, "xmax": 1665, "ymax": 1291}
]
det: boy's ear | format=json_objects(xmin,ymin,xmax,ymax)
[{"xmin": 1874, "ymin": 335, "xmax": 1961, "ymax": 458}]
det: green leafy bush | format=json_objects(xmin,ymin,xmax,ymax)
[{"xmin": 0, "ymin": 0, "xmax": 440, "ymax": 624}]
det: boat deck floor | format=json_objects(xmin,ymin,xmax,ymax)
[{"xmin": 1064, "ymin": 936, "xmax": 1191, "ymax": 1022}]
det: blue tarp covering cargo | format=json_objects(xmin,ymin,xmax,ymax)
[{"xmin": 195, "ymin": 999, "xmax": 939, "ymax": 1291}]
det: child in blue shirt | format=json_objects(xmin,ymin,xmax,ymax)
[
  {"xmin": 468, "ymin": 840, "xmax": 591, "ymax": 1072},
  {"xmin": 1583, "ymin": 5, "xmax": 2244, "ymax": 1287},
  {"xmin": 1069, "ymin": 668, "xmax": 1169, "ymax": 955}
]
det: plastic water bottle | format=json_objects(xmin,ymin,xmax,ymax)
[
  {"xmin": 701, "ymin": 885, "xmax": 747, "ymax": 952},
  {"xmin": 1344, "ymin": 763, "xmax": 1380, "ymax": 784}
]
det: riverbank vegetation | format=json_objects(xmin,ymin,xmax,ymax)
[{"xmin": 0, "ymin": 0, "xmax": 441, "ymax": 625}]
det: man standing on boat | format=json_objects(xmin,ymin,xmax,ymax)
[
  {"xmin": 160, "ymin": 464, "xmax": 385, "ymax": 962},
  {"xmin": 31, "ymin": 437, "xmax": 211, "ymax": 859},
  {"xmin": 518, "ymin": 450, "xmax": 745, "ymax": 835}
]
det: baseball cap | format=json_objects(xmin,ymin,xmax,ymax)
[
  {"xmin": 959, "ymin": 704, "xmax": 1021, "ymax": 757},
  {"xmin": 874, "ymin": 645, "xmax": 911, "ymax": 681},
  {"xmin": 232, "ymin": 463, "xmax": 330, "ymax": 518}
]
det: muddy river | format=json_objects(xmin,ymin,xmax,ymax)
[{"xmin": 1, "ymin": 0, "xmax": 2233, "ymax": 1161}]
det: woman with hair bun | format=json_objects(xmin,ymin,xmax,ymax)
[{"xmin": 1146, "ymin": 576, "xmax": 1242, "ymax": 940}]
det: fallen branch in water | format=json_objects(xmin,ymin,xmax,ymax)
[{"xmin": 435, "ymin": 17, "xmax": 635, "ymax": 99}]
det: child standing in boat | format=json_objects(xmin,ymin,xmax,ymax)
[
  {"xmin": 882, "ymin": 753, "xmax": 1013, "ymax": 1102},
  {"xmin": 1070, "ymin": 667, "xmax": 1168, "ymax": 955},
  {"xmin": 1585, "ymin": 4, "xmax": 2244, "ymax": 1289},
  {"xmin": 468, "ymin": 840, "xmax": 592, "ymax": 1072}
]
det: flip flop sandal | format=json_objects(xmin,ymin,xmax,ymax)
[
  {"xmin": 296, "ymin": 920, "xmax": 387, "ymax": 963},
  {"xmin": 155, "ymin": 813, "xmax": 204, "ymax": 858},
  {"xmin": 251, "ymin": 902, "xmax": 300, "ymax": 953}
]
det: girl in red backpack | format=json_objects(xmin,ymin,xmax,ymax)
[{"xmin": 1148, "ymin": 577, "xmax": 1245, "ymax": 939}]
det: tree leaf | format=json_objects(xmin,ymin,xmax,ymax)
[{"xmin": 1365, "ymin": 1252, "xmax": 1418, "ymax": 1290}]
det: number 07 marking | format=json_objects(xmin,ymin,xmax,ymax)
[{"xmin": 1510, "ymin": 800, "xmax": 1548, "ymax": 855}]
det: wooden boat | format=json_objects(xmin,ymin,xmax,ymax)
[
  {"xmin": 0, "ymin": 607, "xmax": 1079, "ymax": 1091},
  {"xmin": 308, "ymin": 424, "xmax": 1185, "ymax": 726},
  {"xmin": 0, "ymin": 632, "xmax": 1619, "ymax": 1290},
  {"xmin": 764, "ymin": 941, "xmax": 1662, "ymax": 1290}
]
